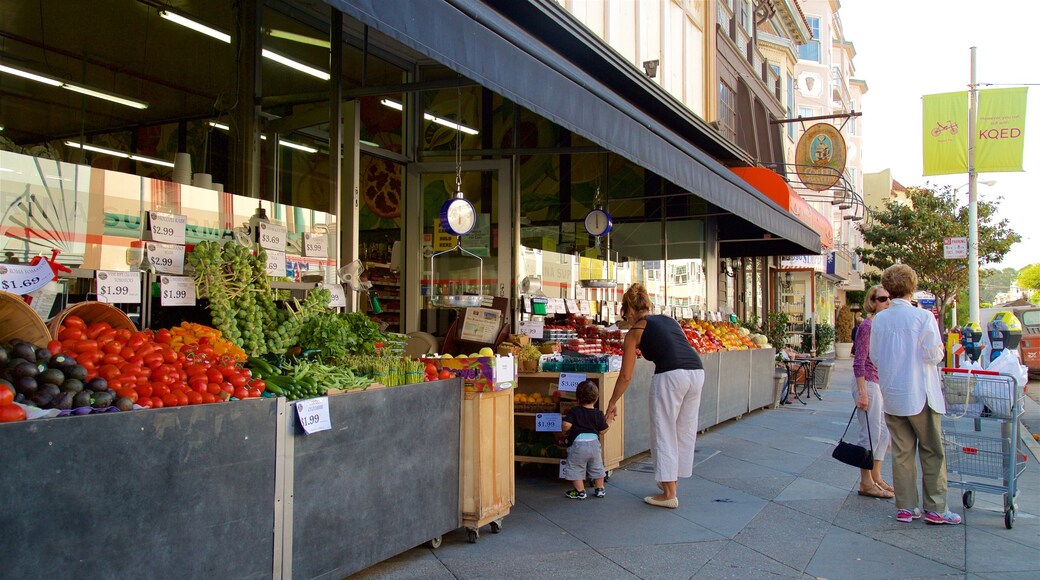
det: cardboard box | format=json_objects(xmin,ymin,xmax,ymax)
[
  {"xmin": 440, "ymin": 355, "xmax": 516, "ymax": 392},
  {"xmin": 509, "ymin": 334, "xmax": 531, "ymax": 347}
]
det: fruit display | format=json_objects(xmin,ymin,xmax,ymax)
[
  {"xmin": 0, "ymin": 339, "xmax": 130, "ymax": 414},
  {"xmin": 679, "ymin": 320, "xmax": 764, "ymax": 353},
  {"xmin": 514, "ymin": 427, "xmax": 567, "ymax": 458},
  {"xmin": 167, "ymin": 322, "xmax": 247, "ymax": 362}
]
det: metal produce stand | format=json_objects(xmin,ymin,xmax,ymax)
[{"xmin": 940, "ymin": 368, "xmax": 1029, "ymax": 529}]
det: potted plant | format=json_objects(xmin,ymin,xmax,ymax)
[
  {"xmin": 765, "ymin": 311, "xmax": 790, "ymax": 361},
  {"xmin": 518, "ymin": 344, "xmax": 542, "ymax": 373},
  {"xmin": 834, "ymin": 303, "xmax": 854, "ymax": 359}
]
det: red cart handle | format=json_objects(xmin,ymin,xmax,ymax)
[{"xmin": 940, "ymin": 367, "xmax": 1000, "ymax": 376}]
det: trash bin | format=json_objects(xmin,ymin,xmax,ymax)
[{"xmin": 813, "ymin": 360, "xmax": 834, "ymax": 390}]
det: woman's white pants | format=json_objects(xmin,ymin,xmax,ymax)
[{"xmin": 649, "ymin": 368, "xmax": 705, "ymax": 482}]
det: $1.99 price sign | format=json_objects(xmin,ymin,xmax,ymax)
[
  {"xmin": 258, "ymin": 222, "xmax": 287, "ymax": 251},
  {"xmin": 96, "ymin": 270, "xmax": 142, "ymax": 304},
  {"xmin": 160, "ymin": 276, "xmax": 196, "ymax": 307},
  {"xmin": 297, "ymin": 397, "xmax": 332, "ymax": 434},
  {"xmin": 535, "ymin": 412, "xmax": 562, "ymax": 432},
  {"xmin": 147, "ymin": 211, "xmax": 187, "ymax": 245}
]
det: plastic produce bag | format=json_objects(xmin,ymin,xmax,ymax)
[
  {"xmin": 946, "ymin": 360, "xmax": 984, "ymax": 418},
  {"xmin": 987, "ymin": 350, "xmax": 1028, "ymax": 387}
]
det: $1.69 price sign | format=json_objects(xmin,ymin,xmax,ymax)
[
  {"xmin": 147, "ymin": 242, "xmax": 185, "ymax": 274},
  {"xmin": 258, "ymin": 222, "xmax": 287, "ymax": 251},
  {"xmin": 147, "ymin": 211, "xmax": 187, "ymax": 245},
  {"xmin": 160, "ymin": 276, "xmax": 196, "ymax": 307},
  {"xmin": 297, "ymin": 397, "xmax": 332, "ymax": 434},
  {"xmin": 0, "ymin": 261, "xmax": 53, "ymax": 295},
  {"xmin": 96, "ymin": 270, "xmax": 142, "ymax": 304},
  {"xmin": 265, "ymin": 250, "xmax": 286, "ymax": 277}
]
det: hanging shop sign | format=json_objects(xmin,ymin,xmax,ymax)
[{"xmin": 795, "ymin": 123, "xmax": 847, "ymax": 191}]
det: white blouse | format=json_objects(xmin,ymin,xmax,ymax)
[{"xmin": 869, "ymin": 298, "xmax": 947, "ymax": 416}]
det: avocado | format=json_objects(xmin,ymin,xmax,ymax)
[
  {"xmin": 60, "ymin": 379, "xmax": 84, "ymax": 393},
  {"xmin": 0, "ymin": 347, "xmax": 8, "ymax": 366},
  {"xmin": 91, "ymin": 391, "xmax": 114, "ymax": 408},
  {"xmin": 50, "ymin": 354, "xmax": 70, "ymax": 367},
  {"xmin": 87, "ymin": 378, "xmax": 108, "ymax": 393},
  {"xmin": 39, "ymin": 368, "xmax": 65, "ymax": 386},
  {"xmin": 13, "ymin": 376, "xmax": 37, "ymax": 396},
  {"xmin": 35, "ymin": 348, "xmax": 52, "ymax": 365},
  {"xmin": 12, "ymin": 361, "xmax": 38, "ymax": 379},
  {"xmin": 66, "ymin": 365, "xmax": 88, "ymax": 382},
  {"xmin": 54, "ymin": 391, "xmax": 74, "ymax": 410},
  {"xmin": 12, "ymin": 342, "xmax": 36, "ymax": 363},
  {"xmin": 114, "ymin": 397, "xmax": 134, "ymax": 412},
  {"xmin": 31, "ymin": 392, "xmax": 52, "ymax": 408},
  {"xmin": 72, "ymin": 391, "xmax": 92, "ymax": 408},
  {"xmin": 38, "ymin": 383, "xmax": 61, "ymax": 399}
]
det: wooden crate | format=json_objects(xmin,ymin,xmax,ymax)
[{"xmin": 461, "ymin": 388, "xmax": 514, "ymax": 531}]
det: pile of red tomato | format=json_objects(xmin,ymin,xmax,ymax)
[
  {"xmin": 422, "ymin": 359, "xmax": 452, "ymax": 382},
  {"xmin": 51, "ymin": 316, "xmax": 265, "ymax": 408}
]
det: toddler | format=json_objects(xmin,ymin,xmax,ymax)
[{"xmin": 562, "ymin": 380, "xmax": 610, "ymax": 499}]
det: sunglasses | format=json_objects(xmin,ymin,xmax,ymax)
[{"xmin": 872, "ymin": 296, "xmax": 890, "ymax": 303}]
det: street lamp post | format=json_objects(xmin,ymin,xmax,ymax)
[{"xmin": 968, "ymin": 46, "xmax": 980, "ymax": 325}]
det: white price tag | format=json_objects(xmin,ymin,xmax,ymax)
[
  {"xmin": 26, "ymin": 281, "xmax": 60, "ymax": 319},
  {"xmin": 147, "ymin": 242, "xmax": 185, "ymax": 274},
  {"xmin": 517, "ymin": 319, "xmax": 544, "ymax": 339},
  {"xmin": 96, "ymin": 270, "xmax": 142, "ymax": 304},
  {"xmin": 495, "ymin": 355, "xmax": 515, "ymax": 384},
  {"xmin": 558, "ymin": 458, "xmax": 568, "ymax": 479},
  {"xmin": 552, "ymin": 298, "xmax": 566, "ymax": 314},
  {"xmin": 558, "ymin": 372, "xmax": 586, "ymax": 392},
  {"xmin": 160, "ymin": 275, "xmax": 196, "ymax": 307},
  {"xmin": 0, "ymin": 260, "xmax": 53, "ymax": 295},
  {"xmin": 258, "ymin": 222, "xmax": 287, "ymax": 251},
  {"xmin": 578, "ymin": 300, "xmax": 591, "ymax": 315},
  {"xmin": 535, "ymin": 412, "xmax": 562, "ymax": 432},
  {"xmin": 321, "ymin": 283, "xmax": 347, "ymax": 308},
  {"xmin": 265, "ymin": 250, "xmax": 286, "ymax": 277},
  {"xmin": 148, "ymin": 211, "xmax": 187, "ymax": 245},
  {"xmin": 297, "ymin": 397, "xmax": 332, "ymax": 434},
  {"xmin": 565, "ymin": 299, "xmax": 579, "ymax": 313},
  {"xmin": 303, "ymin": 232, "xmax": 329, "ymax": 258}
]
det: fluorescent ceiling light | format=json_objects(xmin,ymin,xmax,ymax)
[
  {"xmin": 265, "ymin": 28, "xmax": 331, "ymax": 49},
  {"xmin": 380, "ymin": 98, "xmax": 478, "ymax": 135},
  {"xmin": 209, "ymin": 121, "xmax": 230, "ymax": 131},
  {"xmin": 161, "ymin": 10, "xmax": 329, "ymax": 80},
  {"xmin": 62, "ymin": 83, "xmax": 149, "ymax": 109},
  {"xmin": 360, "ymin": 140, "xmax": 380, "ymax": 147},
  {"xmin": 65, "ymin": 141, "xmax": 174, "ymax": 167},
  {"xmin": 208, "ymin": 121, "xmax": 317, "ymax": 153},
  {"xmin": 160, "ymin": 10, "xmax": 230, "ymax": 43},
  {"xmin": 1, "ymin": 62, "xmax": 148, "ymax": 109},
  {"xmin": 0, "ymin": 63, "xmax": 61, "ymax": 86}
]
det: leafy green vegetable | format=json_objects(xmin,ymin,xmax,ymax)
[{"xmin": 297, "ymin": 311, "xmax": 386, "ymax": 362}]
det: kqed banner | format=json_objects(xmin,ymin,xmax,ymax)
[
  {"xmin": 922, "ymin": 92, "xmax": 968, "ymax": 176},
  {"xmin": 976, "ymin": 87, "xmax": 1028, "ymax": 173}
]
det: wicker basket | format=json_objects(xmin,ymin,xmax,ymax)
[
  {"xmin": 0, "ymin": 291, "xmax": 52, "ymax": 347},
  {"xmin": 515, "ymin": 403, "xmax": 557, "ymax": 413},
  {"xmin": 47, "ymin": 301, "xmax": 136, "ymax": 339}
]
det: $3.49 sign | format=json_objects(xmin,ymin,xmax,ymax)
[
  {"xmin": 160, "ymin": 276, "xmax": 196, "ymax": 307},
  {"xmin": 0, "ymin": 261, "xmax": 53, "ymax": 295},
  {"xmin": 96, "ymin": 270, "xmax": 142, "ymax": 304},
  {"xmin": 297, "ymin": 396, "xmax": 332, "ymax": 434}
]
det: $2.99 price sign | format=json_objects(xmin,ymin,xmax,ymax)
[
  {"xmin": 96, "ymin": 270, "xmax": 142, "ymax": 304},
  {"xmin": 147, "ymin": 211, "xmax": 187, "ymax": 245},
  {"xmin": 160, "ymin": 276, "xmax": 196, "ymax": 307},
  {"xmin": 297, "ymin": 397, "xmax": 332, "ymax": 434},
  {"xmin": 147, "ymin": 242, "xmax": 185, "ymax": 274}
]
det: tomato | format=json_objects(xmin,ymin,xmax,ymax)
[
  {"xmin": 97, "ymin": 329, "xmax": 118, "ymax": 343},
  {"xmin": 149, "ymin": 396, "xmax": 163, "ymax": 409},
  {"xmin": 207, "ymin": 382, "xmax": 223, "ymax": 395},
  {"xmin": 189, "ymin": 376, "xmax": 208, "ymax": 391},
  {"xmin": 228, "ymin": 373, "xmax": 249, "ymax": 389},
  {"xmin": 47, "ymin": 340, "xmax": 63, "ymax": 355},
  {"xmin": 246, "ymin": 387, "xmax": 261, "ymax": 398},
  {"xmin": 220, "ymin": 382, "xmax": 234, "ymax": 394},
  {"xmin": 102, "ymin": 353, "xmax": 122, "ymax": 366},
  {"xmin": 85, "ymin": 322, "xmax": 111, "ymax": 340},
  {"xmin": 102, "ymin": 341, "xmax": 122, "ymax": 355},
  {"xmin": 162, "ymin": 393, "xmax": 180, "ymax": 407},
  {"xmin": 233, "ymin": 386, "xmax": 249, "ymax": 400},
  {"xmin": 98, "ymin": 364, "xmax": 121, "ymax": 381},
  {"xmin": 143, "ymin": 353, "xmax": 164, "ymax": 369},
  {"xmin": 74, "ymin": 339, "xmax": 99, "ymax": 353},
  {"xmin": 201, "ymin": 392, "xmax": 217, "ymax": 404},
  {"xmin": 136, "ymin": 383, "xmax": 153, "ymax": 399},
  {"xmin": 249, "ymin": 379, "xmax": 266, "ymax": 393},
  {"xmin": 152, "ymin": 383, "xmax": 170, "ymax": 398},
  {"xmin": 127, "ymin": 334, "xmax": 145, "ymax": 350},
  {"xmin": 115, "ymin": 328, "xmax": 132, "ymax": 342},
  {"xmin": 0, "ymin": 404, "xmax": 27, "ymax": 422},
  {"xmin": 117, "ymin": 389, "xmax": 139, "ymax": 404},
  {"xmin": 137, "ymin": 397, "xmax": 154, "ymax": 409},
  {"xmin": 63, "ymin": 315, "xmax": 86, "ymax": 330},
  {"xmin": 0, "ymin": 388, "xmax": 13, "ymax": 406},
  {"xmin": 438, "ymin": 369, "xmax": 452, "ymax": 380},
  {"xmin": 187, "ymin": 391, "xmax": 203, "ymax": 405},
  {"xmin": 161, "ymin": 349, "xmax": 178, "ymax": 364},
  {"xmin": 58, "ymin": 327, "xmax": 84, "ymax": 341},
  {"xmin": 155, "ymin": 329, "xmax": 172, "ymax": 344},
  {"xmin": 186, "ymin": 363, "xmax": 208, "ymax": 377},
  {"xmin": 120, "ymin": 346, "xmax": 136, "ymax": 360},
  {"xmin": 206, "ymin": 368, "xmax": 224, "ymax": 384},
  {"xmin": 175, "ymin": 390, "xmax": 189, "ymax": 406}
]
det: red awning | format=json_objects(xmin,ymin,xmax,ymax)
[{"xmin": 730, "ymin": 167, "xmax": 833, "ymax": 251}]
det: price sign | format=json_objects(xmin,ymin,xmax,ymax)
[
  {"xmin": 518, "ymin": 319, "xmax": 544, "ymax": 339},
  {"xmin": 558, "ymin": 372, "xmax": 586, "ymax": 392},
  {"xmin": 0, "ymin": 261, "xmax": 53, "ymax": 295},
  {"xmin": 96, "ymin": 270, "xmax": 141, "ymax": 304},
  {"xmin": 551, "ymin": 298, "xmax": 566, "ymax": 314},
  {"xmin": 578, "ymin": 300, "xmax": 591, "ymax": 315},
  {"xmin": 320, "ymin": 283, "xmax": 347, "ymax": 308},
  {"xmin": 258, "ymin": 222, "xmax": 287, "ymax": 251},
  {"xmin": 160, "ymin": 276, "xmax": 196, "ymax": 307},
  {"xmin": 303, "ymin": 233, "xmax": 329, "ymax": 258},
  {"xmin": 297, "ymin": 396, "xmax": 332, "ymax": 434},
  {"xmin": 265, "ymin": 250, "xmax": 286, "ymax": 277},
  {"xmin": 565, "ymin": 299, "xmax": 579, "ymax": 313},
  {"xmin": 147, "ymin": 242, "xmax": 185, "ymax": 274},
  {"xmin": 147, "ymin": 211, "xmax": 187, "ymax": 245},
  {"xmin": 495, "ymin": 355, "xmax": 515, "ymax": 384},
  {"xmin": 535, "ymin": 412, "xmax": 562, "ymax": 432},
  {"xmin": 558, "ymin": 459, "xmax": 568, "ymax": 479}
]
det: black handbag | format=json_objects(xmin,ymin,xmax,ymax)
[{"xmin": 831, "ymin": 407, "xmax": 874, "ymax": 469}]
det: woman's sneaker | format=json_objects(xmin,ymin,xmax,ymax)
[
  {"xmin": 565, "ymin": 489, "xmax": 587, "ymax": 500},
  {"xmin": 924, "ymin": 511, "xmax": 962, "ymax": 525},
  {"xmin": 592, "ymin": 487, "xmax": 606, "ymax": 498},
  {"xmin": 896, "ymin": 508, "xmax": 923, "ymax": 523}
]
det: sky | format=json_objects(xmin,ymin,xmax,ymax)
[{"xmin": 839, "ymin": 0, "xmax": 1039, "ymax": 270}]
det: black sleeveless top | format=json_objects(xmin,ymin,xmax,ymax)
[{"xmin": 638, "ymin": 315, "xmax": 704, "ymax": 374}]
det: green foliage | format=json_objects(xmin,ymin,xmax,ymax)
[
  {"xmin": 801, "ymin": 322, "xmax": 835, "ymax": 355},
  {"xmin": 740, "ymin": 314, "xmax": 762, "ymax": 334},
  {"xmin": 835, "ymin": 304, "xmax": 854, "ymax": 342},
  {"xmin": 765, "ymin": 311, "xmax": 789, "ymax": 359},
  {"xmin": 845, "ymin": 290, "xmax": 866, "ymax": 312},
  {"xmin": 1017, "ymin": 264, "xmax": 1040, "ymax": 292},
  {"xmin": 856, "ymin": 185, "xmax": 1020, "ymax": 335},
  {"xmin": 983, "ymin": 267, "xmax": 1021, "ymax": 303},
  {"xmin": 297, "ymin": 312, "xmax": 386, "ymax": 363}
]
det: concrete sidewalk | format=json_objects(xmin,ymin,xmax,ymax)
[{"xmin": 351, "ymin": 359, "xmax": 1040, "ymax": 579}]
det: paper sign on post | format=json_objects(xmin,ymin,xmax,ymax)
[
  {"xmin": 147, "ymin": 242, "xmax": 185, "ymax": 274},
  {"xmin": 565, "ymin": 299, "xmax": 579, "ymax": 313},
  {"xmin": 258, "ymin": 222, "xmax": 287, "ymax": 251},
  {"xmin": 147, "ymin": 211, "xmax": 187, "ymax": 245},
  {"xmin": 535, "ymin": 413, "xmax": 562, "ymax": 432},
  {"xmin": 495, "ymin": 355, "xmax": 515, "ymax": 384},
  {"xmin": 558, "ymin": 372, "xmax": 586, "ymax": 392},
  {"xmin": 320, "ymin": 283, "xmax": 347, "ymax": 308},
  {"xmin": 265, "ymin": 250, "xmax": 286, "ymax": 277},
  {"xmin": 0, "ymin": 260, "xmax": 53, "ymax": 295},
  {"xmin": 944, "ymin": 236, "xmax": 967, "ymax": 259},
  {"xmin": 558, "ymin": 459, "xmax": 568, "ymax": 479},
  {"xmin": 303, "ymin": 232, "xmax": 329, "ymax": 258},
  {"xmin": 518, "ymin": 319, "xmax": 544, "ymax": 339},
  {"xmin": 297, "ymin": 397, "xmax": 332, "ymax": 434},
  {"xmin": 160, "ymin": 276, "xmax": 197, "ymax": 307},
  {"xmin": 96, "ymin": 270, "xmax": 142, "ymax": 304}
]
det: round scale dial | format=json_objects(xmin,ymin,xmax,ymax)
[
  {"xmin": 583, "ymin": 208, "xmax": 613, "ymax": 236},
  {"xmin": 440, "ymin": 196, "xmax": 476, "ymax": 236}
]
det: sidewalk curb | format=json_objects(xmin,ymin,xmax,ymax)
[{"xmin": 1021, "ymin": 395, "xmax": 1040, "ymax": 462}]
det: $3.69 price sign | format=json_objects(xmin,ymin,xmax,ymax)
[
  {"xmin": 147, "ymin": 242, "xmax": 185, "ymax": 274},
  {"xmin": 258, "ymin": 222, "xmax": 287, "ymax": 251},
  {"xmin": 147, "ymin": 211, "xmax": 187, "ymax": 245},
  {"xmin": 96, "ymin": 270, "xmax": 142, "ymax": 304},
  {"xmin": 297, "ymin": 397, "xmax": 332, "ymax": 434},
  {"xmin": 160, "ymin": 276, "xmax": 196, "ymax": 307}
]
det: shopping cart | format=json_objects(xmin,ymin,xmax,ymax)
[{"xmin": 940, "ymin": 368, "xmax": 1029, "ymax": 529}]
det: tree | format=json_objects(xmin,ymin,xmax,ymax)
[
  {"xmin": 856, "ymin": 185, "xmax": 1020, "ymax": 335},
  {"xmin": 981, "ymin": 267, "xmax": 1020, "ymax": 303},
  {"xmin": 1018, "ymin": 263, "xmax": 1040, "ymax": 293}
]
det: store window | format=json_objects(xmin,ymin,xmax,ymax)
[
  {"xmin": 718, "ymin": 81, "xmax": 737, "ymax": 141},
  {"xmin": 799, "ymin": 17, "xmax": 821, "ymax": 62},
  {"xmin": 786, "ymin": 75, "xmax": 795, "ymax": 139}
]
